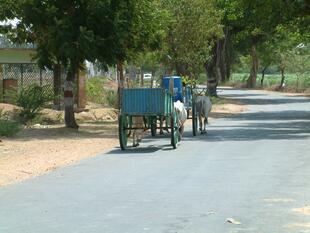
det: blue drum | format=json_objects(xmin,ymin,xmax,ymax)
[{"xmin": 162, "ymin": 76, "xmax": 183, "ymax": 102}]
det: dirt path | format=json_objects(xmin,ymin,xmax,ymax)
[
  {"xmin": 0, "ymin": 123, "xmax": 119, "ymax": 186},
  {"xmin": 0, "ymin": 101, "xmax": 246, "ymax": 186}
]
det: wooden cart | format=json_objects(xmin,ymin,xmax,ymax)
[{"xmin": 118, "ymin": 88, "xmax": 180, "ymax": 150}]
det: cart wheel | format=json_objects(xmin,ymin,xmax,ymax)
[
  {"xmin": 170, "ymin": 113, "xmax": 178, "ymax": 149},
  {"xmin": 151, "ymin": 117, "xmax": 157, "ymax": 137},
  {"xmin": 118, "ymin": 115, "xmax": 128, "ymax": 150},
  {"xmin": 192, "ymin": 100, "xmax": 198, "ymax": 136}
]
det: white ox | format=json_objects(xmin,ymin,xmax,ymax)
[
  {"xmin": 174, "ymin": 100, "xmax": 187, "ymax": 136},
  {"xmin": 132, "ymin": 116, "xmax": 145, "ymax": 147},
  {"xmin": 195, "ymin": 96, "xmax": 212, "ymax": 134}
]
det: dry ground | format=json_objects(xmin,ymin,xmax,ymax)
[{"xmin": 0, "ymin": 99, "xmax": 246, "ymax": 186}]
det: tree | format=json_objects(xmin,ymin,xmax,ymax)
[
  {"xmin": 215, "ymin": 0, "xmax": 298, "ymax": 90},
  {"xmin": 1, "ymin": 0, "xmax": 121, "ymax": 128},
  {"xmin": 113, "ymin": 0, "xmax": 166, "ymax": 90},
  {"xmin": 257, "ymin": 40, "xmax": 277, "ymax": 86},
  {"xmin": 274, "ymin": 22, "xmax": 310, "ymax": 89},
  {"xmin": 162, "ymin": 0, "xmax": 223, "ymax": 83},
  {"xmin": 1, "ymin": 0, "xmax": 164, "ymax": 128}
]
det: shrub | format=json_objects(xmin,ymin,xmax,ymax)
[
  {"xmin": 86, "ymin": 77, "xmax": 106, "ymax": 104},
  {"xmin": 86, "ymin": 77, "xmax": 118, "ymax": 108},
  {"xmin": 0, "ymin": 108, "xmax": 6, "ymax": 119},
  {"xmin": 14, "ymin": 84, "xmax": 54, "ymax": 123},
  {"xmin": 106, "ymin": 90, "xmax": 118, "ymax": 108},
  {"xmin": 0, "ymin": 119, "xmax": 21, "ymax": 137}
]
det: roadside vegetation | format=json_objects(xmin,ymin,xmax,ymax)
[
  {"xmin": 228, "ymin": 73, "xmax": 310, "ymax": 93},
  {"xmin": 0, "ymin": 0, "xmax": 309, "ymax": 131},
  {"xmin": 0, "ymin": 108, "xmax": 21, "ymax": 136},
  {"xmin": 86, "ymin": 76, "xmax": 118, "ymax": 108},
  {"xmin": 0, "ymin": 119, "xmax": 20, "ymax": 136}
]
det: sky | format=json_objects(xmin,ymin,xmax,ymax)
[{"xmin": 0, "ymin": 18, "xmax": 20, "ymax": 27}]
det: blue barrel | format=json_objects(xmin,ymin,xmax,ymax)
[{"xmin": 163, "ymin": 76, "xmax": 183, "ymax": 102}]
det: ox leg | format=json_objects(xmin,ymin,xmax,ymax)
[
  {"xmin": 132, "ymin": 130, "xmax": 139, "ymax": 147},
  {"xmin": 179, "ymin": 125, "xmax": 184, "ymax": 136},
  {"xmin": 159, "ymin": 117, "xmax": 164, "ymax": 135},
  {"xmin": 198, "ymin": 114, "xmax": 203, "ymax": 133},
  {"xmin": 133, "ymin": 130, "xmax": 143, "ymax": 147},
  {"xmin": 202, "ymin": 118, "xmax": 208, "ymax": 134}
]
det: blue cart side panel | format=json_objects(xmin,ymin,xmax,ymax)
[
  {"xmin": 163, "ymin": 76, "xmax": 183, "ymax": 102},
  {"xmin": 122, "ymin": 88, "xmax": 172, "ymax": 116}
]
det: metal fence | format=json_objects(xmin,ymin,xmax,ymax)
[
  {"xmin": 0, "ymin": 63, "xmax": 89, "ymax": 110},
  {"xmin": 1, "ymin": 64, "xmax": 54, "ymax": 95},
  {"xmin": 0, "ymin": 64, "xmax": 67, "ymax": 109}
]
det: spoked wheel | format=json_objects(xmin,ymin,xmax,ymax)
[
  {"xmin": 118, "ymin": 115, "xmax": 129, "ymax": 150},
  {"xmin": 192, "ymin": 99, "xmax": 198, "ymax": 136},
  {"xmin": 170, "ymin": 112, "xmax": 179, "ymax": 149}
]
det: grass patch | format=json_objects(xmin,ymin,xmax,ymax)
[
  {"xmin": 0, "ymin": 119, "xmax": 21, "ymax": 137},
  {"xmin": 86, "ymin": 76, "xmax": 118, "ymax": 108},
  {"xmin": 228, "ymin": 73, "xmax": 310, "ymax": 92}
]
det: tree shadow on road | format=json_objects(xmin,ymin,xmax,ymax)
[
  {"xmin": 183, "ymin": 110, "xmax": 310, "ymax": 142},
  {"xmin": 220, "ymin": 88, "xmax": 310, "ymax": 106}
]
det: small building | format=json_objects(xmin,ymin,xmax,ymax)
[{"xmin": 0, "ymin": 36, "xmax": 86, "ymax": 110}]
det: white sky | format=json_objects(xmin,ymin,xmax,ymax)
[{"xmin": 0, "ymin": 18, "xmax": 20, "ymax": 27}]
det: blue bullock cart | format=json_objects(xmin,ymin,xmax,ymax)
[
  {"xmin": 162, "ymin": 76, "xmax": 198, "ymax": 136},
  {"xmin": 118, "ymin": 88, "xmax": 180, "ymax": 150}
]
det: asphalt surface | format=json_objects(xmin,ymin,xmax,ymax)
[{"xmin": 1, "ymin": 88, "xmax": 310, "ymax": 233}]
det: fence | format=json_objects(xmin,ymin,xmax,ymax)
[
  {"xmin": 0, "ymin": 63, "xmax": 87, "ymax": 110},
  {"xmin": 0, "ymin": 64, "xmax": 64, "ymax": 108}
]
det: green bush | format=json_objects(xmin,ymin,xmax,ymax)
[
  {"xmin": 14, "ymin": 84, "xmax": 54, "ymax": 123},
  {"xmin": 0, "ymin": 108, "xmax": 6, "ymax": 120},
  {"xmin": 86, "ymin": 77, "xmax": 106, "ymax": 104},
  {"xmin": 0, "ymin": 119, "xmax": 21, "ymax": 137},
  {"xmin": 106, "ymin": 90, "xmax": 118, "ymax": 108},
  {"xmin": 86, "ymin": 77, "xmax": 118, "ymax": 108}
]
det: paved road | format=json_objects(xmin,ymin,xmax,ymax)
[{"xmin": 1, "ymin": 88, "xmax": 310, "ymax": 233}]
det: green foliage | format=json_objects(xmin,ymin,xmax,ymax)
[
  {"xmin": 0, "ymin": 119, "xmax": 21, "ymax": 137},
  {"xmin": 118, "ymin": 0, "xmax": 167, "ymax": 62},
  {"xmin": 0, "ymin": 108, "xmax": 11, "ymax": 121},
  {"xmin": 231, "ymin": 73, "xmax": 310, "ymax": 91},
  {"xmin": 14, "ymin": 84, "xmax": 53, "ymax": 123},
  {"xmin": 86, "ymin": 77, "xmax": 106, "ymax": 104},
  {"xmin": 105, "ymin": 90, "xmax": 118, "ymax": 109},
  {"xmin": 86, "ymin": 77, "xmax": 117, "ymax": 108},
  {"xmin": 162, "ymin": 0, "xmax": 222, "ymax": 79}
]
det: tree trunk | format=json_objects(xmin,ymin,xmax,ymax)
[
  {"xmin": 205, "ymin": 45, "xmax": 218, "ymax": 97},
  {"xmin": 217, "ymin": 27, "xmax": 232, "ymax": 84},
  {"xmin": 222, "ymin": 28, "xmax": 231, "ymax": 83},
  {"xmin": 140, "ymin": 67, "xmax": 144, "ymax": 87},
  {"xmin": 64, "ymin": 69, "xmax": 78, "ymax": 129},
  {"xmin": 205, "ymin": 28, "xmax": 232, "ymax": 96},
  {"xmin": 280, "ymin": 67, "xmax": 285, "ymax": 88},
  {"xmin": 53, "ymin": 64, "xmax": 61, "ymax": 110},
  {"xmin": 117, "ymin": 61, "xmax": 124, "ymax": 109},
  {"xmin": 150, "ymin": 70, "xmax": 155, "ymax": 88},
  {"xmin": 247, "ymin": 44, "xmax": 259, "ymax": 88},
  {"xmin": 260, "ymin": 65, "xmax": 268, "ymax": 87},
  {"xmin": 216, "ymin": 39, "xmax": 222, "ymax": 83},
  {"xmin": 175, "ymin": 63, "xmax": 188, "ymax": 77},
  {"xmin": 117, "ymin": 62, "xmax": 125, "ymax": 88}
]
